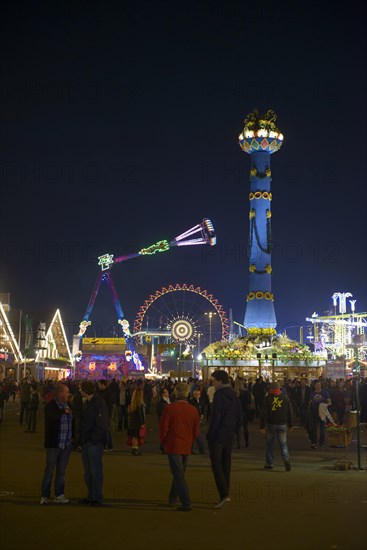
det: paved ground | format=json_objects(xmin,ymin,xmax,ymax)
[{"xmin": 0, "ymin": 398, "xmax": 366, "ymax": 550}]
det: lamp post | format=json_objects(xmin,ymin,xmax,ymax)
[
  {"xmin": 205, "ymin": 312, "xmax": 217, "ymax": 344},
  {"xmin": 197, "ymin": 332, "xmax": 203, "ymax": 354},
  {"xmin": 347, "ymin": 334, "xmax": 365, "ymax": 470}
]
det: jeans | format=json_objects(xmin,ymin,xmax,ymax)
[
  {"xmin": 299, "ymin": 404, "xmax": 308, "ymax": 426},
  {"xmin": 20, "ymin": 401, "xmax": 29, "ymax": 425},
  {"xmin": 27, "ymin": 410, "xmax": 37, "ymax": 431},
  {"xmin": 192, "ymin": 433, "xmax": 206, "ymax": 454},
  {"xmin": 265, "ymin": 424, "xmax": 290, "ymax": 465},
  {"xmin": 310, "ymin": 417, "xmax": 326, "ymax": 447},
  {"xmin": 167, "ymin": 454, "xmax": 191, "ymax": 508},
  {"xmin": 209, "ymin": 441, "xmax": 232, "ymax": 499},
  {"xmin": 118, "ymin": 405, "xmax": 128, "ymax": 430},
  {"xmin": 82, "ymin": 441, "xmax": 104, "ymax": 503},
  {"xmin": 41, "ymin": 447, "xmax": 72, "ymax": 498}
]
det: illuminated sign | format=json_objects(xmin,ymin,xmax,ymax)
[{"xmin": 83, "ymin": 338, "xmax": 126, "ymax": 345}]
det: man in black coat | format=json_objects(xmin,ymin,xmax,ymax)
[
  {"xmin": 206, "ymin": 370, "xmax": 242, "ymax": 509},
  {"xmin": 79, "ymin": 379, "xmax": 109, "ymax": 507},
  {"xmin": 97, "ymin": 379, "xmax": 114, "ymax": 450},
  {"xmin": 295, "ymin": 377, "xmax": 311, "ymax": 426},
  {"xmin": 40, "ymin": 383, "xmax": 73, "ymax": 504}
]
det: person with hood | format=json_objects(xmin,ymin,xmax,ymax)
[
  {"xmin": 206, "ymin": 370, "xmax": 242, "ymax": 509},
  {"xmin": 260, "ymin": 381, "xmax": 293, "ymax": 471}
]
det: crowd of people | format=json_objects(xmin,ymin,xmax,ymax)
[{"xmin": 1, "ymin": 372, "xmax": 367, "ymax": 510}]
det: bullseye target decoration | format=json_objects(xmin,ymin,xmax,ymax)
[{"xmin": 170, "ymin": 317, "xmax": 196, "ymax": 343}]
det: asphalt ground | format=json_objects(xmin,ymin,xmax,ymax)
[{"xmin": 0, "ymin": 398, "xmax": 366, "ymax": 550}]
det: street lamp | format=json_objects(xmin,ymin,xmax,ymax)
[
  {"xmin": 204, "ymin": 312, "xmax": 217, "ymax": 344},
  {"xmin": 347, "ymin": 333, "xmax": 365, "ymax": 470}
]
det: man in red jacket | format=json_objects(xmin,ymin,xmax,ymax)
[{"xmin": 159, "ymin": 382, "xmax": 199, "ymax": 511}]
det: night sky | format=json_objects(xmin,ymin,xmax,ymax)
[{"xmin": 1, "ymin": 2, "xmax": 366, "ymax": 343}]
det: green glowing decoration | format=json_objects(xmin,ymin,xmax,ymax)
[
  {"xmin": 139, "ymin": 240, "xmax": 170, "ymax": 256},
  {"xmin": 98, "ymin": 253, "xmax": 114, "ymax": 271}
]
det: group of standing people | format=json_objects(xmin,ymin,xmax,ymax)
[
  {"xmin": 40, "ymin": 380, "xmax": 109, "ymax": 506},
  {"xmin": 7, "ymin": 371, "xmax": 365, "ymax": 510}
]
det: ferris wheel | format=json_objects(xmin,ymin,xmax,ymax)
[{"xmin": 134, "ymin": 284, "xmax": 229, "ymax": 350}]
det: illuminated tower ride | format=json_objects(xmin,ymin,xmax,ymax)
[{"xmin": 238, "ymin": 110, "xmax": 284, "ymax": 338}]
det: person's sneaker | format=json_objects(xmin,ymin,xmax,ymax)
[
  {"xmin": 132, "ymin": 449, "xmax": 142, "ymax": 456},
  {"xmin": 284, "ymin": 460, "xmax": 291, "ymax": 472},
  {"xmin": 54, "ymin": 494, "xmax": 70, "ymax": 504},
  {"xmin": 214, "ymin": 497, "xmax": 231, "ymax": 509},
  {"xmin": 40, "ymin": 497, "xmax": 49, "ymax": 505},
  {"xmin": 264, "ymin": 464, "xmax": 274, "ymax": 470}
]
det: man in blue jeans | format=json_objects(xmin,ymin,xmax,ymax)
[
  {"xmin": 40, "ymin": 383, "xmax": 73, "ymax": 504},
  {"xmin": 260, "ymin": 381, "xmax": 293, "ymax": 471},
  {"xmin": 206, "ymin": 370, "xmax": 242, "ymax": 509},
  {"xmin": 159, "ymin": 383, "xmax": 199, "ymax": 511},
  {"xmin": 79, "ymin": 380, "xmax": 109, "ymax": 507}
]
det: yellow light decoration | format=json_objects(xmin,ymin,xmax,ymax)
[
  {"xmin": 249, "ymin": 191, "xmax": 273, "ymax": 201},
  {"xmin": 266, "ymin": 209, "xmax": 272, "ymax": 218},
  {"xmin": 247, "ymin": 327, "xmax": 276, "ymax": 336},
  {"xmin": 89, "ymin": 362, "xmax": 96, "ymax": 371},
  {"xmin": 247, "ymin": 291, "xmax": 274, "ymax": 302},
  {"xmin": 265, "ymin": 265, "xmax": 272, "ymax": 274},
  {"xmin": 249, "ymin": 209, "xmax": 256, "ymax": 219},
  {"xmin": 109, "ymin": 362, "xmax": 117, "ymax": 371},
  {"xmin": 249, "ymin": 264, "xmax": 256, "ymax": 272}
]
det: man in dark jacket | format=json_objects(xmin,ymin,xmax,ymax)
[
  {"xmin": 25, "ymin": 383, "xmax": 39, "ymax": 433},
  {"xmin": 260, "ymin": 381, "xmax": 293, "ymax": 471},
  {"xmin": 40, "ymin": 383, "xmax": 73, "ymax": 505},
  {"xmin": 295, "ymin": 377, "xmax": 311, "ymax": 426},
  {"xmin": 206, "ymin": 370, "xmax": 242, "ymax": 509},
  {"xmin": 79, "ymin": 379, "xmax": 109, "ymax": 506},
  {"xmin": 97, "ymin": 379, "xmax": 114, "ymax": 451}
]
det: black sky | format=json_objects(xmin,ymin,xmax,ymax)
[{"xmin": 1, "ymin": 1, "xmax": 366, "ymax": 341}]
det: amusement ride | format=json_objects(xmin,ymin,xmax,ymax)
[{"xmin": 73, "ymin": 219, "xmax": 217, "ymax": 372}]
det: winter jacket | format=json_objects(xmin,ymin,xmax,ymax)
[
  {"xmin": 44, "ymin": 399, "xmax": 73, "ymax": 448},
  {"xmin": 128, "ymin": 404, "xmax": 145, "ymax": 430},
  {"xmin": 81, "ymin": 395, "xmax": 109, "ymax": 445},
  {"xmin": 28, "ymin": 392, "xmax": 39, "ymax": 411},
  {"xmin": 206, "ymin": 386, "xmax": 242, "ymax": 445},
  {"xmin": 159, "ymin": 400, "xmax": 200, "ymax": 454},
  {"xmin": 260, "ymin": 390, "xmax": 293, "ymax": 428}
]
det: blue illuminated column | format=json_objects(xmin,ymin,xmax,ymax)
[{"xmin": 238, "ymin": 110, "xmax": 284, "ymax": 338}]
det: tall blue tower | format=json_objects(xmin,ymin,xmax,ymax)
[{"xmin": 238, "ymin": 110, "xmax": 284, "ymax": 339}]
